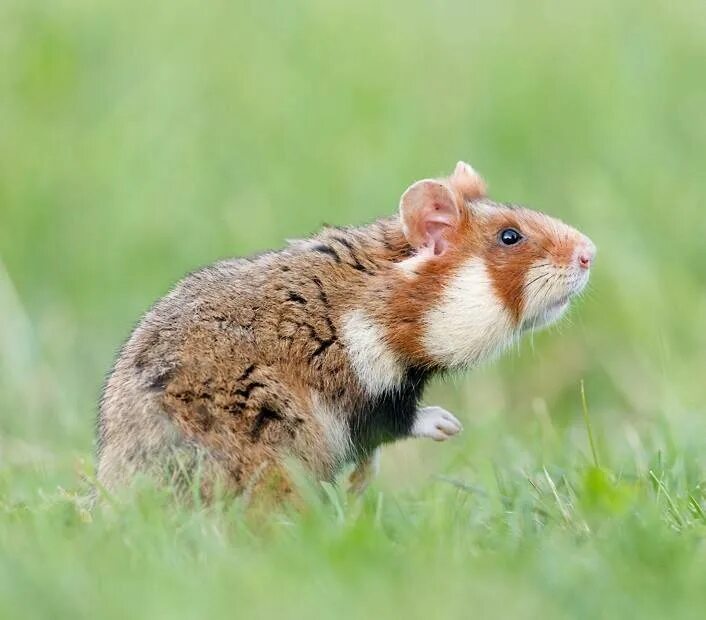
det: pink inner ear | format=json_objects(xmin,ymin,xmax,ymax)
[
  {"xmin": 423, "ymin": 205, "xmax": 456, "ymax": 255},
  {"xmin": 399, "ymin": 179, "xmax": 462, "ymax": 256},
  {"xmin": 428, "ymin": 234, "xmax": 449, "ymax": 256}
]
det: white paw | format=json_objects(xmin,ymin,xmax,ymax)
[{"xmin": 411, "ymin": 406, "xmax": 463, "ymax": 442}]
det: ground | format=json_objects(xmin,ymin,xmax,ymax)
[{"xmin": 1, "ymin": 1, "xmax": 705, "ymax": 618}]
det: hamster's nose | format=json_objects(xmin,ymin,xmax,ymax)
[{"xmin": 577, "ymin": 240, "xmax": 596, "ymax": 270}]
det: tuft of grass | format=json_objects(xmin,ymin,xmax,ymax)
[
  {"xmin": 2, "ymin": 434, "xmax": 706, "ymax": 619},
  {"xmin": 580, "ymin": 380, "xmax": 600, "ymax": 469}
]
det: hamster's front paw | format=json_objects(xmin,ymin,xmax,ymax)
[{"xmin": 411, "ymin": 406, "xmax": 463, "ymax": 441}]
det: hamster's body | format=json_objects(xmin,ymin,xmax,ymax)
[
  {"xmin": 97, "ymin": 162, "xmax": 595, "ymax": 500},
  {"xmin": 99, "ymin": 218, "xmax": 432, "ymax": 497}
]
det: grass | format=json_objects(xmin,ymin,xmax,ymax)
[{"xmin": 1, "ymin": 0, "xmax": 706, "ymax": 618}]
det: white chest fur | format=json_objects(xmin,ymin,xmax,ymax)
[
  {"xmin": 421, "ymin": 258, "xmax": 516, "ymax": 368},
  {"xmin": 340, "ymin": 309, "xmax": 405, "ymax": 396}
]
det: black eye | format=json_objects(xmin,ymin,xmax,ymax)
[{"xmin": 499, "ymin": 228, "xmax": 523, "ymax": 246}]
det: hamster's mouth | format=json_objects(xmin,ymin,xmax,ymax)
[
  {"xmin": 521, "ymin": 296, "xmax": 571, "ymax": 331},
  {"xmin": 546, "ymin": 295, "xmax": 570, "ymax": 312},
  {"xmin": 520, "ymin": 268, "xmax": 590, "ymax": 332}
]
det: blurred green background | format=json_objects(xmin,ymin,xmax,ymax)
[{"xmin": 1, "ymin": 1, "xmax": 706, "ymax": 618}]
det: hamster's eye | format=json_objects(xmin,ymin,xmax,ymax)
[{"xmin": 499, "ymin": 228, "xmax": 523, "ymax": 246}]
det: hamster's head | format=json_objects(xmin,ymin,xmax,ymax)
[{"xmin": 398, "ymin": 161, "xmax": 595, "ymax": 368}]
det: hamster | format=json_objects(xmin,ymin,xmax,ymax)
[{"xmin": 97, "ymin": 161, "xmax": 596, "ymax": 501}]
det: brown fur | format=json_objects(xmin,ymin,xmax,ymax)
[{"xmin": 98, "ymin": 218, "xmax": 429, "ymax": 499}]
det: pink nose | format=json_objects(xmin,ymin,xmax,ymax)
[{"xmin": 577, "ymin": 243, "xmax": 596, "ymax": 269}]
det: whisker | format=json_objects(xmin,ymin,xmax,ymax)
[
  {"xmin": 525, "ymin": 262, "xmax": 551, "ymax": 272},
  {"xmin": 522, "ymin": 273, "xmax": 549, "ymax": 290}
]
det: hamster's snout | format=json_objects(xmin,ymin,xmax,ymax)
[
  {"xmin": 576, "ymin": 237, "xmax": 596, "ymax": 270},
  {"xmin": 518, "ymin": 229, "xmax": 595, "ymax": 332}
]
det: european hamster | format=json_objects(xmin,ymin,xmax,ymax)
[{"xmin": 97, "ymin": 161, "xmax": 595, "ymax": 500}]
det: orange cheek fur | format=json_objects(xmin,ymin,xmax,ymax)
[
  {"xmin": 468, "ymin": 210, "xmax": 580, "ymax": 323},
  {"xmin": 484, "ymin": 248, "xmax": 539, "ymax": 322},
  {"xmin": 468, "ymin": 213, "xmax": 537, "ymax": 323}
]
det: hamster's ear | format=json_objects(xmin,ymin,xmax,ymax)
[
  {"xmin": 450, "ymin": 161, "xmax": 487, "ymax": 200},
  {"xmin": 399, "ymin": 179, "xmax": 463, "ymax": 256}
]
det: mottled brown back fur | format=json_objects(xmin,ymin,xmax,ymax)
[{"xmin": 97, "ymin": 218, "xmax": 427, "ymax": 499}]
